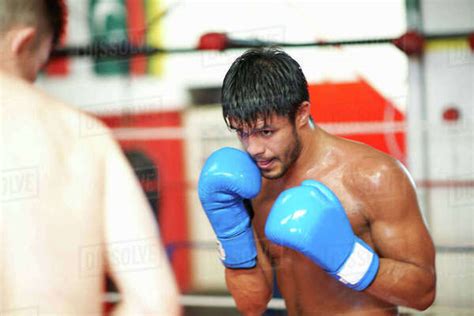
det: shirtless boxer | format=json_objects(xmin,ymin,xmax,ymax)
[
  {"xmin": 198, "ymin": 48, "xmax": 436, "ymax": 315},
  {"xmin": 0, "ymin": 1, "xmax": 179, "ymax": 315}
]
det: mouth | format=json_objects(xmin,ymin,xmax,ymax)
[{"xmin": 255, "ymin": 158, "xmax": 275, "ymax": 170}]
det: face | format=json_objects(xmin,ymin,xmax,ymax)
[{"xmin": 230, "ymin": 114, "xmax": 302, "ymax": 179}]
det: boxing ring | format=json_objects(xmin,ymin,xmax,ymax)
[
  {"xmin": 37, "ymin": 1, "xmax": 474, "ymax": 314},
  {"xmin": 101, "ymin": 240, "xmax": 474, "ymax": 314}
]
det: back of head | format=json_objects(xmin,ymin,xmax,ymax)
[
  {"xmin": 222, "ymin": 48, "xmax": 309, "ymax": 128},
  {"xmin": 0, "ymin": 0, "xmax": 67, "ymax": 47}
]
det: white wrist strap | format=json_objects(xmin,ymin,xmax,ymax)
[{"xmin": 336, "ymin": 241, "xmax": 374, "ymax": 285}]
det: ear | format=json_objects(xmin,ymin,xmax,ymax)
[
  {"xmin": 11, "ymin": 27, "xmax": 36, "ymax": 56},
  {"xmin": 295, "ymin": 101, "xmax": 311, "ymax": 128}
]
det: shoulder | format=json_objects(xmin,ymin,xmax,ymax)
[
  {"xmin": 3, "ymin": 74, "xmax": 117, "ymax": 155},
  {"xmin": 340, "ymin": 139, "xmax": 412, "ymax": 189},
  {"xmin": 342, "ymin": 141, "xmax": 417, "ymax": 217},
  {"xmin": 35, "ymin": 84, "xmax": 116, "ymax": 149},
  {"xmin": 43, "ymin": 97, "xmax": 120, "ymax": 162}
]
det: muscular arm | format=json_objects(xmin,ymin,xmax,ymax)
[
  {"xmin": 225, "ymin": 233, "xmax": 273, "ymax": 316},
  {"xmin": 103, "ymin": 137, "xmax": 181, "ymax": 316},
  {"xmin": 355, "ymin": 158, "xmax": 436, "ymax": 310}
]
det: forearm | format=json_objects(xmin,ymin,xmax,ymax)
[
  {"xmin": 225, "ymin": 264, "xmax": 273, "ymax": 316},
  {"xmin": 365, "ymin": 258, "xmax": 436, "ymax": 310}
]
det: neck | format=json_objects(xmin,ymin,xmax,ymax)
[{"xmin": 279, "ymin": 124, "xmax": 328, "ymax": 183}]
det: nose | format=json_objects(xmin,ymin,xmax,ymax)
[{"xmin": 244, "ymin": 135, "xmax": 265, "ymax": 157}]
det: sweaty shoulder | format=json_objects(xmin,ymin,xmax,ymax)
[{"xmin": 341, "ymin": 140, "xmax": 416, "ymax": 220}]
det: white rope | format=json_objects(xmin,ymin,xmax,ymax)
[
  {"xmin": 111, "ymin": 121, "xmax": 407, "ymax": 141},
  {"xmin": 103, "ymin": 293, "xmax": 474, "ymax": 314},
  {"xmin": 113, "ymin": 127, "xmax": 185, "ymax": 140},
  {"xmin": 104, "ymin": 293, "xmax": 287, "ymax": 309},
  {"xmin": 321, "ymin": 121, "xmax": 405, "ymax": 135}
]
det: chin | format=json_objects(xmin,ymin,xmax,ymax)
[{"xmin": 262, "ymin": 168, "xmax": 285, "ymax": 180}]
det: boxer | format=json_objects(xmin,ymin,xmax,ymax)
[
  {"xmin": 199, "ymin": 48, "xmax": 436, "ymax": 315},
  {"xmin": 0, "ymin": 1, "xmax": 179, "ymax": 314}
]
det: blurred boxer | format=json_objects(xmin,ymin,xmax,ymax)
[
  {"xmin": 0, "ymin": 1, "xmax": 180, "ymax": 315},
  {"xmin": 198, "ymin": 48, "xmax": 436, "ymax": 315}
]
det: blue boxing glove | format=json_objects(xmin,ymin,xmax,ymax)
[
  {"xmin": 198, "ymin": 147, "xmax": 261, "ymax": 269},
  {"xmin": 265, "ymin": 180, "xmax": 379, "ymax": 291}
]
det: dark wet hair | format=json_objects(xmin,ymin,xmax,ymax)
[{"xmin": 222, "ymin": 47, "xmax": 309, "ymax": 128}]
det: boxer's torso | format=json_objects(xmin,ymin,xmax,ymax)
[
  {"xmin": 0, "ymin": 74, "xmax": 108, "ymax": 314},
  {"xmin": 252, "ymin": 131, "xmax": 398, "ymax": 315}
]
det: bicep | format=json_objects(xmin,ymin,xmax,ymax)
[{"xmin": 368, "ymin": 165, "xmax": 435, "ymax": 270}]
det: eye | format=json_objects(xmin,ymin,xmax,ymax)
[
  {"xmin": 236, "ymin": 130, "xmax": 248, "ymax": 139},
  {"xmin": 260, "ymin": 130, "xmax": 274, "ymax": 137}
]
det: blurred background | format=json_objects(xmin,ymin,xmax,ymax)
[{"xmin": 38, "ymin": 0, "xmax": 473, "ymax": 314}]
